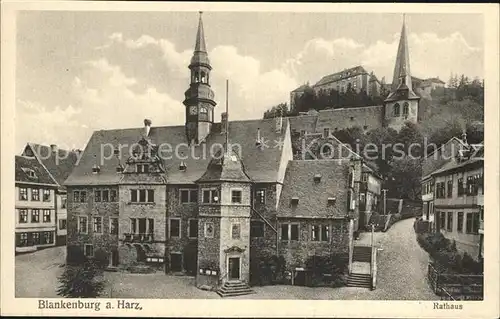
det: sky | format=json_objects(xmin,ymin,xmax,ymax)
[{"xmin": 15, "ymin": 11, "xmax": 484, "ymax": 151}]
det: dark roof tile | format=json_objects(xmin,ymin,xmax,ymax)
[
  {"xmin": 65, "ymin": 118, "xmax": 288, "ymax": 185},
  {"xmin": 15, "ymin": 155, "xmax": 58, "ymax": 186},
  {"xmin": 277, "ymin": 160, "xmax": 351, "ymax": 218}
]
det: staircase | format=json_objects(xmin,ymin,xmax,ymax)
[
  {"xmin": 353, "ymin": 245, "xmax": 372, "ymax": 262},
  {"xmin": 348, "ymin": 245, "xmax": 373, "ymax": 289},
  {"xmin": 346, "ymin": 273, "xmax": 372, "ymax": 289},
  {"xmin": 216, "ymin": 281, "xmax": 254, "ymax": 297}
]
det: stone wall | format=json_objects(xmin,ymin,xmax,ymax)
[
  {"xmin": 118, "ymin": 184, "xmax": 167, "ymax": 266},
  {"xmin": 66, "ymin": 186, "xmax": 119, "ymax": 264},
  {"xmin": 166, "ymin": 184, "xmax": 199, "ymax": 273},
  {"xmin": 278, "ymin": 218, "xmax": 349, "ymax": 269}
]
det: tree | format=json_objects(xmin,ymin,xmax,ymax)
[
  {"xmin": 396, "ymin": 122, "xmax": 424, "ymax": 158},
  {"xmin": 389, "ymin": 157, "xmax": 422, "ymax": 200},
  {"xmin": 57, "ymin": 259, "xmax": 106, "ymax": 298},
  {"xmin": 333, "ymin": 126, "xmax": 366, "ymax": 151},
  {"xmin": 263, "ymin": 102, "xmax": 289, "ymax": 119}
]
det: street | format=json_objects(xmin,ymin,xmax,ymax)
[{"xmin": 15, "ymin": 218, "xmax": 437, "ymax": 299}]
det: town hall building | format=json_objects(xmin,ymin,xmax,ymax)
[{"xmin": 64, "ymin": 13, "xmax": 415, "ymax": 293}]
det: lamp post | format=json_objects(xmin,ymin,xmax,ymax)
[{"xmin": 371, "ymin": 223, "xmax": 374, "ymax": 249}]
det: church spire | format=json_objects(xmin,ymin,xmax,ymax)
[
  {"xmin": 195, "ymin": 11, "xmax": 207, "ymax": 53},
  {"xmin": 390, "ymin": 14, "xmax": 414, "ymax": 93}
]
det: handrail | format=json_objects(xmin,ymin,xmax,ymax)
[
  {"xmin": 370, "ymin": 244, "xmax": 377, "ymax": 290},
  {"xmin": 251, "ymin": 206, "xmax": 277, "ymax": 234}
]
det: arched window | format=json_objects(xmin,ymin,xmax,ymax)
[
  {"xmin": 393, "ymin": 103, "xmax": 401, "ymax": 117},
  {"xmin": 403, "ymin": 102, "xmax": 409, "ymax": 117},
  {"xmin": 200, "ymin": 107, "xmax": 208, "ymax": 114},
  {"xmin": 194, "ymin": 72, "xmax": 200, "ymax": 83},
  {"xmin": 201, "ymin": 71, "xmax": 206, "ymax": 83}
]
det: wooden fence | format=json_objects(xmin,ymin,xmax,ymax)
[{"xmin": 427, "ymin": 263, "xmax": 483, "ymax": 300}]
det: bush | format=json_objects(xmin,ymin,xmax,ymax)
[
  {"xmin": 305, "ymin": 254, "xmax": 348, "ymax": 287},
  {"xmin": 416, "ymin": 231, "xmax": 483, "ymax": 274},
  {"xmin": 249, "ymin": 255, "xmax": 286, "ymax": 286},
  {"xmin": 414, "ymin": 218, "xmax": 431, "ymax": 233},
  {"xmin": 93, "ymin": 249, "xmax": 109, "ymax": 269},
  {"xmin": 66, "ymin": 245, "xmax": 86, "ymax": 265},
  {"xmin": 57, "ymin": 259, "xmax": 105, "ymax": 298}
]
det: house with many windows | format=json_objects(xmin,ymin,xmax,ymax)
[
  {"xmin": 64, "ymin": 12, "xmax": 380, "ymax": 293},
  {"xmin": 421, "ymin": 133, "xmax": 484, "ymax": 261},
  {"xmin": 15, "ymin": 155, "xmax": 58, "ymax": 253},
  {"xmin": 21, "ymin": 143, "xmax": 79, "ymax": 245}
]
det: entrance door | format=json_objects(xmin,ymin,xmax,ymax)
[
  {"xmin": 183, "ymin": 248, "xmax": 197, "ymax": 276},
  {"xmin": 170, "ymin": 253, "xmax": 182, "ymax": 272},
  {"xmin": 109, "ymin": 250, "xmax": 119, "ymax": 267},
  {"xmin": 228, "ymin": 257, "xmax": 240, "ymax": 280}
]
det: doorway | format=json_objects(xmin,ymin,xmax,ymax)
[
  {"xmin": 183, "ymin": 248, "xmax": 197, "ymax": 276},
  {"xmin": 109, "ymin": 250, "xmax": 119, "ymax": 267},
  {"xmin": 170, "ymin": 253, "xmax": 182, "ymax": 272},
  {"xmin": 228, "ymin": 257, "xmax": 240, "ymax": 280}
]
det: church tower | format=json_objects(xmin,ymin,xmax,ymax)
[
  {"xmin": 183, "ymin": 12, "xmax": 216, "ymax": 144},
  {"xmin": 384, "ymin": 15, "xmax": 420, "ymax": 131}
]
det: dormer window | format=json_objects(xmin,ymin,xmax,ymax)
[
  {"xmin": 136, "ymin": 164, "xmax": 149, "ymax": 173},
  {"xmin": 179, "ymin": 161, "xmax": 187, "ymax": 172},
  {"xmin": 291, "ymin": 197, "xmax": 299, "ymax": 206},
  {"xmin": 22, "ymin": 168, "xmax": 37, "ymax": 179},
  {"xmin": 327, "ymin": 197, "xmax": 336, "ymax": 206},
  {"xmin": 313, "ymin": 174, "xmax": 322, "ymax": 183},
  {"xmin": 92, "ymin": 164, "xmax": 100, "ymax": 174}
]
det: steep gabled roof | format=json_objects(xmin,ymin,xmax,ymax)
[
  {"xmin": 277, "ymin": 160, "xmax": 351, "ymax": 218},
  {"xmin": 15, "ymin": 155, "xmax": 58, "ymax": 186},
  {"xmin": 422, "ymin": 137, "xmax": 467, "ymax": 179},
  {"xmin": 65, "ymin": 118, "xmax": 288, "ymax": 186},
  {"xmin": 23, "ymin": 143, "xmax": 79, "ymax": 188}
]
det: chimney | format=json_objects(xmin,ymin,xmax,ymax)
[
  {"xmin": 143, "ymin": 119, "xmax": 152, "ymax": 137},
  {"xmin": 50, "ymin": 144, "xmax": 57, "ymax": 153},
  {"xmin": 256, "ymin": 128, "xmax": 262, "ymax": 147},
  {"xmin": 221, "ymin": 112, "xmax": 228, "ymax": 134}
]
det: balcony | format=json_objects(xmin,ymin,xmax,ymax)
[{"xmin": 123, "ymin": 233, "xmax": 154, "ymax": 243}]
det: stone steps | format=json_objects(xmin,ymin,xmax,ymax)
[
  {"xmin": 217, "ymin": 281, "xmax": 254, "ymax": 298},
  {"xmin": 346, "ymin": 273, "xmax": 372, "ymax": 289},
  {"xmin": 353, "ymin": 246, "xmax": 372, "ymax": 262}
]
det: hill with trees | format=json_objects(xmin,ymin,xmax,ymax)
[{"xmin": 263, "ymin": 73, "xmax": 484, "ymax": 200}]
